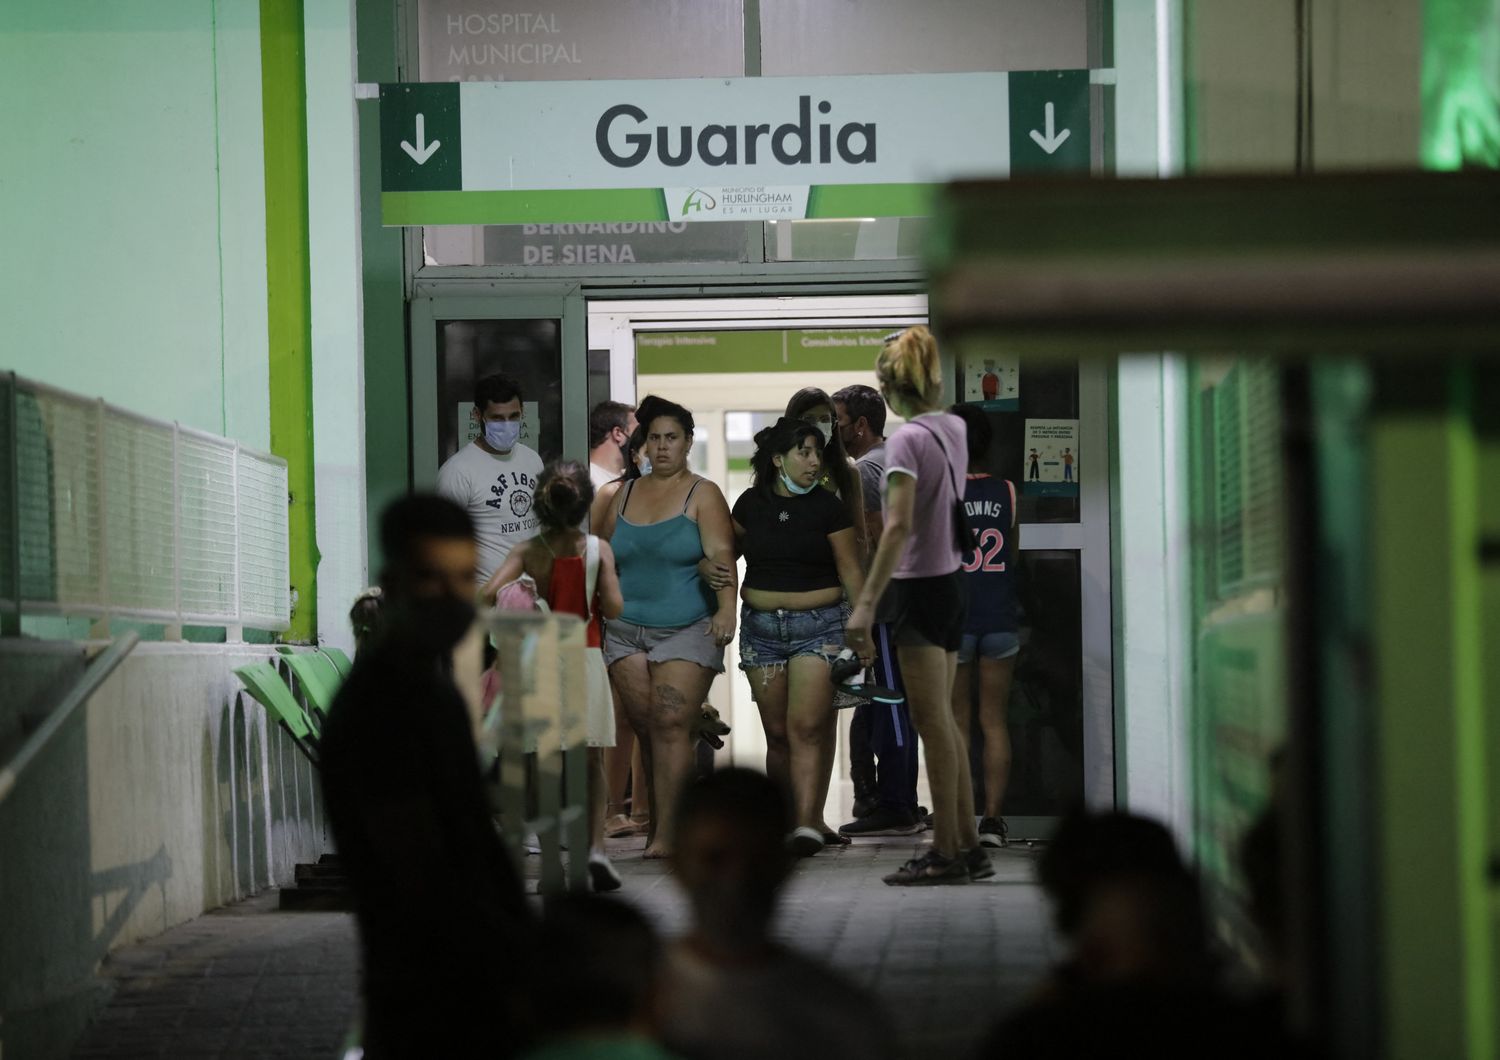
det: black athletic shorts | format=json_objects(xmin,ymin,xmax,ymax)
[{"xmin": 886, "ymin": 571, "xmax": 967, "ymax": 653}]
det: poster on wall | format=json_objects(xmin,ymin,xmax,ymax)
[
  {"xmin": 961, "ymin": 352, "xmax": 1020, "ymax": 411},
  {"xmin": 458, "ymin": 401, "xmax": 542, "ymax": 451},
  {"xmin": 1021, "ymin": 418, "xmax": 1079, "ymax": 497}
]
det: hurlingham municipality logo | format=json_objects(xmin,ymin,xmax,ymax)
[{"xmin": 681, "ymin": 188, "xmax": 718, "ymax": 214}]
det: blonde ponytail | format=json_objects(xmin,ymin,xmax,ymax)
[{"xmin": 876, "ymin": 326, "xmax": 943, "ymax": 408}]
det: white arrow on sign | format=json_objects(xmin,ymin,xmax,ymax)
[
  {"xmin": 400, "ymin": 113, "xmax": 441, "ymax": 165},
  {"xmin": 1028, "ymin": 102, "xmax": 1071, "ymax": 154}
]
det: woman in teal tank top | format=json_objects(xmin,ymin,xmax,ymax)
[{"xmin": 597, "ymin": 396, "xmax": 738, "ymax": 859}]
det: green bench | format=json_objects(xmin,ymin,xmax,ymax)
[
  {"xmin": 234, "ymin": 661, "xmax": 320, "ymax": 766},
  {"xmin": 275, "ymin": 646, "xmax": 344, "ymax": 721}
]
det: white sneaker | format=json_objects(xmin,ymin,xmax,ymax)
[
  {"xmin": 588, "ymin": 848, "xmax": 622, "ymax": 892},
  {"xmin": 786, "ymin": 826, "xmax": 825, "ymax": 858}
]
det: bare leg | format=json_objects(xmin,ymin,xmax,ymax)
[
  {"xmin": 785, "ymin": 655, "xmax": 836, "ymax": 833},
  {"xmin": 588, "ymin": 747, "xmax": 606, "ymax": 848},
  {"xmin": 948, "ymin": 650, "xmax": 980, "ymax": 848},
  {"xmin": 603, "ymin": 682, "xmax": 634, "ymax": 824},
  {"xmin": 749, "ymin": 666, "xmax": 790, "ymax": 791},
  {"xmin": 952, "ymin": 660, "xmax": 975, "ymax": 750},
  {"xmin": 898, "ymin": 643, "xmax": 978, "ymax": 856},
  {"xmin": 608, "ymin": 653, "xmax": 654, "ymax": 840},
  {"xmin": 976, "ymin": 656, "xmax": 1017, "ymax": 818},
  {"xmin": 629, "ymin": 743, "xmax": 649, "ymax": 826},
  {"xmin": 643, "ymin": 659, "xmax": 717, "ymax": 858},
  {"xmin": 813, "ymin": 710, "xmax": 839, "ymax": 831}
]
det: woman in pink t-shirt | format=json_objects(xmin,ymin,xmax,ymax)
[{"xmin": 845, "ymin": 326, "xmax": 986, "ymax": 886}]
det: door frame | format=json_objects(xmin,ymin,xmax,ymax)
[
  {"xmin": 409, "ymin": 278, "xmax": 1114, "ymax": 829},
  {"xmin": 409, "ymin": 284, "xmax": 587, "ymax": 487}
]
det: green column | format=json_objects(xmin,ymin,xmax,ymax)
[
  {"xmin": 1476, "ymin": 364, "xmax": 1500, "ymax": 1040},
  {"xmin": 260, "ymin": 0, "xmax": 318, "ymax": 641},
  {"xmin": 1370, "ymin": 366, "xmax": 1492, "ymax": 1058}
]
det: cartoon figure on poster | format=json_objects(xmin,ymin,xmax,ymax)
[
  {"xmin": 1021, "ymin": 419, "xmax": 1079, "ymax": 497},
  {"xmin": 962, "ymin": 353, "xmax": 1020, "ymax": 411}
]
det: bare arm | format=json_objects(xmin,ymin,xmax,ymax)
[
  {"xmin": 845, "ymin": 464, "xmax": 869, "ymax": 562},
  {"xmin": 829, "ymin": 527, "xmax": 872, "ymax": 663},
  {"xmin": 846, "ymin": 472, "xmax": 915, "ymax": 647},
  {"xmin": 596, "ymin": 539, "xmax": 624, "ymax": 620},
  {"xmin": 698, "ymin": 518, "xmax": 743, "ymax": 589},
  {"xmin": 591, "ymin": 480, "xmax": 622, "ymax": 539},
  {"xmin": 1009, "ymin": 479, "xmax": 1020, "ymax": 570},
  {"xmin": 862, "ymin": 508, "xmax": 885, "ymax": 557},
  {"xmin": 691, "ymin": 480, "xmax": 739, "ymax": 640}
]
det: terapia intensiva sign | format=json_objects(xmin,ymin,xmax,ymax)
[{"xmin": 379, "ymin": 71, "xmax": 1090, "ymax": 226}]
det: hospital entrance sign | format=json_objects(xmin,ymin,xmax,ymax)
[{"xmin": 379, "ymin": 70, "xmax": 1089, "ymax": 226}]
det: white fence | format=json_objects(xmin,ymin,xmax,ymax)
[{"xmin": 0, "ymin": 372, "xmax": 290, "ymax": 632}]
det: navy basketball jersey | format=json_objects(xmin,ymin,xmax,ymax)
[{"xmin": 960, "ymin": 475, "xmax": 1018, "ymax": 634}]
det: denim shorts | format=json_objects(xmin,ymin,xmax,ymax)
[
  {"xmin": 737, "ymin": 602, "xmax": 847, "ymax": 673},
  {"xmin": 958, "ymin": 630, "xmax": 1021, "ymax": 664}
]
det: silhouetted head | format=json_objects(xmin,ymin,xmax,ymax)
[
  {"xmin": 672, "ymin": 768, "xmax": 792, "ymax": 952},
  {"xmin": 534, "ymin": 895, "xmax": 662, "ymax": 1038},
  {"xmin": 950, "ymin": 403, "xmax": 993, "ymax": 470},
  {"xmin": 1039, "ymin": 809, "xmax": 1210, "ymax": 987},
  {"xmin": 378, "ymin": 494, "xmax": 477, "ymax": 650},
  {"xmin": 348, "ymin": 587, "xmax": 383, "ymax": 654}
]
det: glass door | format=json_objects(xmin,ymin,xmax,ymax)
[
  {"xmin": 410, "ymin": 285, "xmax": 587, "ymax": 485},
  {"xmin": 949, "ymin": 348, "xmax": 1113, "ymax": 840}
]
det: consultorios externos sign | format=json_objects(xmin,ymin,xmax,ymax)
[{"xmin": 379, "ymin": 71, "xmax": 1089, "ymax": 226}]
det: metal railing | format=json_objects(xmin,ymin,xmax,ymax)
[
  {"xmin": 0, "ymin": 372, "xmax": 290, "ymax": 632},
  {"xmin": 0, "ymin": 632, "xmax": 139, "ymax": 807}
]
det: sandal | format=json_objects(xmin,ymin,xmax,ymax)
[{"xmin": 821, "ymin": 831, "xmax": 851, "ymax": 846}]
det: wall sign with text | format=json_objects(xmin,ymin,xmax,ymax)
[{"xmin": 379, "ymin": 70, "xmax": 1090, "ymax": 226}]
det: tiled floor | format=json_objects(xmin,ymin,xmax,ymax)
[{"xmin": 72, "ymin": 836, "xmax": 1057, "ymax": 1059}]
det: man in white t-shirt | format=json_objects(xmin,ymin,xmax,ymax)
[
  {"xmin": 436, "ymin": 373, "xmax": 543, "ymax": 585},
  {"xmin": 587, "ymin": 400, "xmax": 637, "ymax": 490}
]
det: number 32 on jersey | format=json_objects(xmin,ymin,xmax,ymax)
[{"xmin": 962, "ymin": 528, "xmax": 1007, "ymax": 573}]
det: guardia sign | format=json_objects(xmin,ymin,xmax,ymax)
[{"xmin": 380, "ymin": 71, "xmax": 1091, "ymax": 226}]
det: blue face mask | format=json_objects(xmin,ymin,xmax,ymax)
[
  {"xmin": 638, "ymin": 455, "xmax": 653, "ymax": 476},
  {"xmin": 484, "ymin": 420, "xmax": 521, "ymax": 452},
  {"xmin": 780, "ymin": 470, "xmax": 816, "ymax": 495}
]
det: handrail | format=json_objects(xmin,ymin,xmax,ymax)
[
  {"xmin": 0, "ymin": 370, "xmax": 290, "ymax": 632},
  {"xmin": 0, "ymin": 631, "xmax": 140, "ymax": 807}
]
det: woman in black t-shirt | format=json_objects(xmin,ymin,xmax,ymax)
[{"xmin": 729, "ymin": 417, "xmax": 869, "ymax": 856}]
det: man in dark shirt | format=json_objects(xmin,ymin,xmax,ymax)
[{"xmin": 319, "ymin": 494, "xmax": 532, "ymax": 1058}]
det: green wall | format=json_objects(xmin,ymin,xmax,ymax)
[{"xmin": 0, "ymin": 2, "xmax": 271, "ymax": 451}]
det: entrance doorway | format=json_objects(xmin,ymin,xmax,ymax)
[{"xmin": 410, "ymin": 288, "xmax": 1111, "ymax": 837}]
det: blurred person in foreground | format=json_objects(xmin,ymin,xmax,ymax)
[
  {"xmin": 523, "ymin": 895, "xmax": 680, "ymax": 1060},
  {"xmin": 976, "ymin": 809, "xmax": 1289, "ymax": 1058},
  {"xmin": 320, "ymin": 494, "xmax": 533, "ymax": 1058},
  {"xmin": 658, "ymin": 768, "xmax": 894, "ymax": 1060}
]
